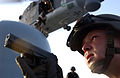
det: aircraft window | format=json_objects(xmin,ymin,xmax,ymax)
[
  {"xmin": 25, "ymin": 1, "xmax": 37, "ymax": 12},
  {"xmin": 30, "ymin": 2, "xmax": 37, "ymax": 7},
  {"xmin": 67, "ymin": 2, "xmax": 74, "ymax": 9}
]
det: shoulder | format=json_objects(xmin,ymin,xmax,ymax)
[{"xmin": 68, "ymin": 72, "xmax": 71, "ymax": 74}]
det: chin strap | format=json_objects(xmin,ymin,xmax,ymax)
[
  {"xmin": 100, "ymin": 29, "xmax": 115, "ymax": 73},
  {"xmin": 90, "ymin": 47, "xmax": 120, "ymax": 73},
  {"xmin": 90, "ymin": 28, "xmax": 120, "ymax": 73}
]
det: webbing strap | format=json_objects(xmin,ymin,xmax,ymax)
[
  {"xmin": 101, "ymin": 28, "xmax": 115, "ymax": 73},
  {"xmin": 100, "ymin": 55, "xmax": 113, "ymax": 73},
  {"xmin": 115, "ymin": 48, "xmax": 120, "ymax": 54}
]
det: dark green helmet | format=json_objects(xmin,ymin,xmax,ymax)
[
  {"xmin": 67, "ymin": 13, "xmax": 120, "ymax": 55},
  {"xmin": 71, "ymin": 66, "xmax": 76, "ymax": 71}
]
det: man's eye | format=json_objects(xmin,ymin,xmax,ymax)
[{"xmin": 91, "ymin": 36, "xmax": 97, "ymax": 40}]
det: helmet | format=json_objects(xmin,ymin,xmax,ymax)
[
  {"xmin": 67, "ymin": 13, "xmax": 120, "ymax": 55},
  {"xmin": 0, "ymin": 21, "xmax": 51, "ymax": 78},
  {"xmin": 67, "ymin": 13, "xmax": 120, "ymax": 73},
  {"xmin": 71, "ymin": 66, "xmax": 76, "ymax": 71}
]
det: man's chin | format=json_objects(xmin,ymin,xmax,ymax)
[
  {"xmin": 89, "ymin": 63, "xmax": 103, "ymax": 74},
  {"xmin": 92, "ymin": 66, "xmax": 103, "ymax": 74}
]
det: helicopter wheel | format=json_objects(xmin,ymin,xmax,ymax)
[{"xmin": 63, "ymin": 25, "xmax": 71, "ymax": 31}]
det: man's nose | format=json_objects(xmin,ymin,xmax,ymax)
[{"xmin": 82, "ymin": 42, "xmax": 92, "ymax": 53}]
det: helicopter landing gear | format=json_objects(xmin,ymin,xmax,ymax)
[{"xmin": 63, "ymin": 24, "xmax": 71, "ymax": 31}]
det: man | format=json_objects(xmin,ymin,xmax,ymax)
[
  {"xmin": 39, "ymin": 0, "xmax": 54, "ymax": 14},
  {"xmin": 67, "ymin": 13, "xmax": 120, "ymax": 78},
  {"xmin": 66, "ymin": 66, "xmax": 79, "ymax": 78},
  {"xmin": 37, "ymin": 0, "xmax": 54, "ymax": 26}
]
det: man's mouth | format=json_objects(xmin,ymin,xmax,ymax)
[{"xmin": 87, "ymin": 54, "xmax": 94, "ymax": 63}]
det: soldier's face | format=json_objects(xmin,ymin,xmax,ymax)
[{"xmin": 82, "ymin": 29, "xmax": 107, "ymax": 73}]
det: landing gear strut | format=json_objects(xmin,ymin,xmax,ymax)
[{"xmin": 63, "ymin": 24, "xmax": 71, "ymax": 31}]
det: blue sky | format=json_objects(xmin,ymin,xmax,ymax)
[{"xmin": 0, "ymin": 0, "xmax": 120, "ymax": 78}]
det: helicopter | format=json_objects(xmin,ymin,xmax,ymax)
[{"xmin": 19, "ymin": 0, "xmax": 104, "ymax": 37}]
